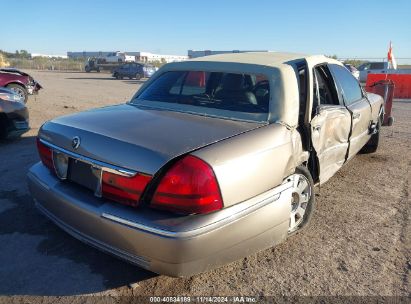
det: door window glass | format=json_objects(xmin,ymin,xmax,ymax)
[
  {"xmin": 329, "ymin": 64, "xmax": 363, "ymax": 105},
  {"xmin": 313, "ymin": 65, "xmax": 340, "ymax": 107}
]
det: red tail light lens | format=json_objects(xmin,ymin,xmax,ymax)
[
  {"xmin": 102, "ymin": 171, "xmax": 152, "ymax": 207},
  {"xmin": 151, "ymin": 155, "xmax": 223, "ymax": 214},
  {"xmin": 36, "ymin": 137, "xmax": 54, "ymax": 171}
]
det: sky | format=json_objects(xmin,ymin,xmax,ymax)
[{"xmin": 2, "ymin": 0, "xmax": 410, "ymax": 60}]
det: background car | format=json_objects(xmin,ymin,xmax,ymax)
[
  {"xmin": 0, "ymin": 87, "xmax": 29, "ymax": 139},
  {"xmin": 112, "ymin": 63, "xmax": 156, "ymax": 80},
  {"xmin": 0, "ymin": 68, "xmax": 42, "ymax": 103},
  {"xmin": 344, "ymin": 63, "xmax": 360, "ymax": 80},
  {"xmin": 102, "ymin": 51, "xmax": 135, "ymax": 63}
]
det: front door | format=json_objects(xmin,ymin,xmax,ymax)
[
  {"xmin": 310, "ymin": 64, "xmax": 351, "ymax": 184},
  {"xmin": 328, "ymin": 64, "xmax": 372, "ymax": 160}
]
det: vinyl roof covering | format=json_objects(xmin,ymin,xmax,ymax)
[{"xmin": 187, "ymin": 52, "xmax": 310, "ymax": 68}]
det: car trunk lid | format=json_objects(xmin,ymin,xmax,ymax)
[{"xmin": 39, "ymin": 104, "xmax": 265, "ymax": 175}]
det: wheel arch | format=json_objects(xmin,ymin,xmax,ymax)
[{"xmin": 6, "ymin": 81, "xmax": 27, "ymax": 88}]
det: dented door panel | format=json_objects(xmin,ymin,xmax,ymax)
[{"xmin": 310, "ymin": 105, "xmax": 351, "ymax": 184}]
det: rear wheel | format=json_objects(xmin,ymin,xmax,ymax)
[
  {"xmin": 6, "ymin": 84, "xmax": 27, "ymax": 103},
  {"xmin": 288, "ymin": 166, "xmax": 315, "ymax": 235},
  {"xmin": 135, "ymin": 73, "xmax": 142, "ymax": 80}
]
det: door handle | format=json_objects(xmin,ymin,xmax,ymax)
[{"xmin": 353, "ymin": 113, "xmax": 361, "ymax": 120}]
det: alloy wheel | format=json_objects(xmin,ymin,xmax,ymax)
[
  {"xmin": 288, "ymin": 173, "xmax": 311, "ymax": 233},
  {"xmin": 10, "ymin": 87, "xmax": 25, "ymax": 100}
]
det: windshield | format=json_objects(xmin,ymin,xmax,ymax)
[{"xmin": 131, "ymin": 71, "xmax": 270, "ymax": 121}]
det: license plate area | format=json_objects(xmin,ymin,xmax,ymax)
[{"xmin": 68, "ymin": 158, "xmax": 101, "ymax": 194}]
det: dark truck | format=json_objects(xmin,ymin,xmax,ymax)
[{"xmin": 85, "ymin": 57, "xmax": 124, "ymax": 73}]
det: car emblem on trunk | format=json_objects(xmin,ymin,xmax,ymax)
[{"xmin": 72, "ymin": 136, "xmax": 81, "ymax": 149}]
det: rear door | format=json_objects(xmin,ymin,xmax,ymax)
[
  {"xmin": 309, "ymin": 64, "xmax": 351, "ymax": 183},
  {"xmin": 122, "ymin": 64, "xmax": 130, "ymax": 77},
  {"xmin": 328, "ymin": 64, "xmax": 372, "ymax": 160}
]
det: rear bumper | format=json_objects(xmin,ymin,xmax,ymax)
[{"xmin": 27, "ymin": 162, "xmax": 292, "ymax": 277}]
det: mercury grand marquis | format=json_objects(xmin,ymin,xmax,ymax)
[{"xmin": 28, "ymin": 52, "xmax": 384, "ymax": 277}]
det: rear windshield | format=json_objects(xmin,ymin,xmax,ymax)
[{"xmin": 131, "ymin": 71, "xmax": 270, "ymax": 120}]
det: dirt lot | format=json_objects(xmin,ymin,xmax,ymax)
[{"xmin": 0, "ymin": 71, "xmax": 410, "ymax": 302}]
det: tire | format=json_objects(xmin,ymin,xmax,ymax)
[
  {"xmin": 6, "ymin": 84, "xmax": 28, "ymax": 103},
  {"xmin": 361, "ymin": 117, "xmax": 381, "ymax": 154},
  {"xmin": 135, "ymin": 73, "xmax": 142, "ymax": 80},
  {"xmin": 287, "ymin": 166, "xmax": 316, "ymax": 236}
]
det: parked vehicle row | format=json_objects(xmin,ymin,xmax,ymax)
[
  {"xmin": 28, "ymin": 52, "xmax": 384, "ymax": 277},
  {"xmin": 0, "ymin": 87, "xmax": 29, "ymax": 139},
  {"xmin": 85, "ymin": 58, "xmax": 158, "ymax": 79},
  {"xmin": 357, "ymin": 61, "xmax": 411, "ymax": 82},
  {"xmin": 0, "ymin": 68, "xmax": 42, "ymax": 103},
  {"xmin": 0, "ymin": 68, "xmax": 42, "ymax": 139}
]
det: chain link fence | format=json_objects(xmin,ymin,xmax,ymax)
[
  {"xmin": 339, "ymin": 57, "xmax": 411, "ymax": 68},
  {"xmin": 7, "ymin": 58, "xmax": 85, "ymax": 71}
]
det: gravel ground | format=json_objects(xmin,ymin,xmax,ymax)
[{"xmin": 0, "ymin": 71, "xmax": 409, "ymax": 303}]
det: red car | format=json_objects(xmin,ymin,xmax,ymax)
[{"xmin": 0, "ymin": 68, "xmax": 42, "ymax": 103}]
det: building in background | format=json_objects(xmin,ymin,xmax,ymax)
[
  {"xmin": 32, "ymin": 53, "xmax": 68, "ymax": 59},
  {"xmin": 67, "ymin": 51, "xmax": 188, "ymax": 63},
  {"xmin": 187, "ymin": 50, "xmax": 269, "ymax": 59},
  {"xmin": 133, "ymin": 52, "xmax": 188, "ymax": 63},
  {"xmin": 67, "ymin": 51, "xmax": 114, "ymax": 59}
]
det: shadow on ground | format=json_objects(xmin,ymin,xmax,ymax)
[
  {"xmin": 0, "ymin": 136, "xmax": 156, "ymax": 296},
  {"xmin": 64, "ymin": 76, "xmax": 146, "ymax": 85},
  {"xmin": 65, "ymin": 77, "xmax": 115, "ymax": 81}
]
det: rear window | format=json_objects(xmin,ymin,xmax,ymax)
[{"xmin": 133, "ymin": 71, "xmax": 270, "ymax": 115}]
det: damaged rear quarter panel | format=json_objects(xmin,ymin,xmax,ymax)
[{"xmin": 192, "ymin": 123, "xmax": 306, "ymax": 207}]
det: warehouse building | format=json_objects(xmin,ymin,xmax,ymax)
[
  {"xmin": 187, "ymin": 50, "xmax": 269, "ymax": 58},
  {"xmin": 67, "ymin": 51, "xmax": 187, "ymax": 63}
]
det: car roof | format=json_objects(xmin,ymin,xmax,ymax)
[
  {"xmin": 140, "ymin": 52, "xmax": 343, "ymax": 127},
  {"xmin": 187, "ymin": 52, "xmax": 332, "ymax": 68}
]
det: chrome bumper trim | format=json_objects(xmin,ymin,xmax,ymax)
[
  {"xmin": 101, "ymin": 180, "xmax": 292, "ymax": 238},
  {"xmin": 39, "ymin": 138, "xmax": 137, "ymax": 177}
]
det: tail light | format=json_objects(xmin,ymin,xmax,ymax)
[
  {"xmin": 150, "ymin": 155, "xmax": 223, "ymax": 214},
  {"xmin": 36, "ymin": 137, "xmax": 54, "ymax": 171},
  {"xmin": 102, "ymin": 171, "xmax": 151, "ymax": 207}
]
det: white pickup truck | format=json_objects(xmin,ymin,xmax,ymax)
[
  {"xmin": 358, "ymin": 62, "xmax": 411, "ymax": 82},
  {"xmin": 103, "ymin": 52, "xmax": 135, "ymax": 63}
]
